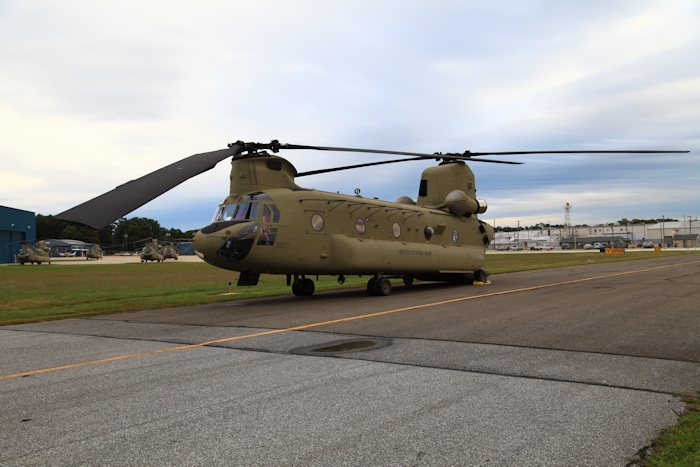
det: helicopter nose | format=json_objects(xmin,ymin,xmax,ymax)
[
  {"xmin": 194, "ymin": 222, "xmax": 258, "ymax": 264},
  {"xmin": 193, "ymin": 230, "xmax": 211, "ymax": 260}
]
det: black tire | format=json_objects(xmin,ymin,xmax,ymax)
[
  {"xmin": 376, "ymin": 278, "xmax": 392, "ymax": 296},
  {"xmin": 292, "ymin": 283, "xmax": 301, "ymax": 296},
  {"xmin": 403, "ymin": 276, "xmax": 413, "ymax": 286},
  {"xmin": 474, "ymin": 270, "xmax": 487, "ymax": 282},
  {"xmin": 366, "ymin": 278, "xmax": 377, "ymax": 296},
  {"xmin": 301, "ymin": 278, "xmax": 315, "ymax": 296}
]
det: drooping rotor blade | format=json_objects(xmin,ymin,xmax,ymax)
[{"xmin": 56, "ymin": 145, "xmax": 241, "ymax": 230}]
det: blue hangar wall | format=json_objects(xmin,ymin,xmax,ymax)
[{"xmin": 0, "ymin": 206, "xmax": 36, "ymax": 264}]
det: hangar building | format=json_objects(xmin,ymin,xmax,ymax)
[{"xmin": 1, "ymin": 206, "xmax": 36, "ymax": 264}]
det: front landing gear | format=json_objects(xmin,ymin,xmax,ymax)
[{"xmin": 473, "ymin": 270, "xmax": 488, "ymax": 283}]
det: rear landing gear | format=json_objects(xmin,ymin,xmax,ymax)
[
  {"xmin": 292, "ymin": 277, "xmax": 315, "ymax": 296},
  {"xmin": 367, "ymin": 277, "xmax": 392, "ymax": 296}
]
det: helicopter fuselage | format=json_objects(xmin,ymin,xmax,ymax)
[
  {"xmin": 193, "ymin": 154, "xmax": 493, "ymax": 290},
  {"xmin": 17, "ymin": 241, "xmax": 51, "ymax": 265}
]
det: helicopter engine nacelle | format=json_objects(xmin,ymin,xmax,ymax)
[{"xmin": 444, "ymin": 190, "xmax": 487, "ymax": 217}]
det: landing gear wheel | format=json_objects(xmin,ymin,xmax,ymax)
[
  {"xmin": 403, "ymin": 276, "xmax": 413, "ymax": 286},
  {"xmin": 300, "ymin": 278, "xmax": 315, "ymax": 296},
  {"xmin": 366, "ymin": 278, "xmax": 377, "ymax": 296},
  {"xmin": 376, "ymin": 278, "xmax": 392, "ymax": 296},
  {"xmin": 474, "ymin": 270, "xmax": 487, "ymax": 282},
  {"xmin": 292, "ymin": 283, "xmax": 301, "ymax": 296}
]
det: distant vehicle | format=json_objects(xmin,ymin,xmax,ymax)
[
  {"xmin": 530, "ymin": 245, "xmax": 553, "ymax": 251},
  {"xmin": 58, "ymin": 251, "xmax": 77, "ymax": 257},
  {"xmin": 87, "ymin": 244, "xmax": 103, "ymax": 260},
  {"xmin": 496, "ymin": 246, "xmax": 510, "ymax": 251},
  {"xmin": 510, "ymin": 244, "xmax": 523, "ymax": 251},
  {"xmin": 561, "ymin": 244, "xmax": 571, "ymax": 250},
  {"xmin": 593, "ymin": 242, "xmax": 604, "ymax": 249},
  {"xmin": 141, "ymin": 239, "xmax": 165, "ymax": 263},
  {"xmin": 161, "ymin": 242, "xmax": 179, "ymax": 260},
  {"xmin": 583, "ymin": 244, "xmax": 594, "ymax": 250},
  {"xmin": 642, "ymin": 240, "xmax": 654, "ymax": 248},
  {"xmin": 18, "ymin": 241, "xmax": 51, "ymax": 265}
]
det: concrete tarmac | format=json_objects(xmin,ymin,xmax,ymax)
[{"xmin": 1, "ymin": 254, "xmax": 699, "ymax": 466}]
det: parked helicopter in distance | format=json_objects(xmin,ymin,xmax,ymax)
[
  {"xmin": 140, "ymin": 239, "xmax": 165, "ymax": 263},
  {"xmin": 86, "ymin": 244, "xmax": 103, "ymax": 260},
  {"xmin": 18, "ymin": 240, "xmax": 51, "ymax": 265},
  {"xmin": 162, "ymin": 242, "xmax": 179, "ymax": 260},
  {"xmin": 56, "ymin": 141, "xmax": 688, "ymax": 296}
]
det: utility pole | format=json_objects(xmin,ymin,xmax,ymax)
[{"xmin": 662, "ymin": 215, "xmax": 665, "ymax": 248}]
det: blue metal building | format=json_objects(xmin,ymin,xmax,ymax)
[{"xmin": 1, "ymin": 206, "xmax": 36, "ymax": 264}]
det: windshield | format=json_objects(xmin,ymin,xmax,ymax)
[{"xmin": 212, "ymin": 192, "xmax": 272, "ymax": 223}]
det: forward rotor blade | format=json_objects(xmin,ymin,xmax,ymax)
[{"xmin": 56, "ymin": 145, "xmax": 241, "ymax": 230}]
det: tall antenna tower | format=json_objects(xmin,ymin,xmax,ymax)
[{"xmin": 564, "ymin": 203, "xmax": 572, "ymax": 237}]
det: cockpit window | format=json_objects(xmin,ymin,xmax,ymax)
[
  {"xmin": 211, "ymin": 204, "xmax": 225, "ymax": 223},
  {"xmin": 247, "ymin": 192, "xmax": 272, "ymax": 201},
  {"xmin": 233, "ymin": 202, "xmax": 259, "ymax": 221},
  {"xmin": 220, "ymin": 204, "xmax": 239, "ymax": 221},
  {"xmin": 270, "ymin": 204, "xmax": 280, "ymax": 223},
  {"xmin": 262, "ymin": 204, "xmax": 281, "ymax": 224},
  {"xmin": 212, "ymin": 192, "xmax": 272, "ymax": 223}
]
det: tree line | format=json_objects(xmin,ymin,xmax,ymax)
[{"xmin": 36, "ymin": 215, "xmax": 198, "ymax": 250}]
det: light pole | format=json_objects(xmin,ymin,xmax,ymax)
[{"xmin": 123, "ymin": 234, "xmax": 128, "ymax": 253}]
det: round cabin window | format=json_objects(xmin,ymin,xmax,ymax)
[
  {"xmin": 355, "ymin": 218, "xmax": 366, "ymax": 235},
  {"xmin": 311, "ymin": 213, "xmax": 324, "ymax": 231},
  {"xmin": 452, "ymin": 229, "xmax": 459, "ymax": 243},
  {"xmin": 424, "ymin": 226, "xmax": 434, "ymax": 241},
  {"xmin": 392, "ymin": 222, "xmax": 401, "ymax": 238}
]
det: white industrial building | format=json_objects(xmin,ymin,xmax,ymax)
[{"xmin": 492, "ymin": 219, "xmax": 698, "ymax": 250}]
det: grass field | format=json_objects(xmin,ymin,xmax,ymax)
[{"xmin": 1, "ymin": 249, "xmax": 698, "ymax": 326}]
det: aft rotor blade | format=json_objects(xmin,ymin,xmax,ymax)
[
  {"xmin": 282, "ymin": 144, "xmax": 438, "ymax": 158},
  {"xmin": 465, "ymin": 150, "xmax": 690, "ymax": 156},
  {"xmin": 281, "ymin": 144, "xmax": 688, "ymax": 159},
  {"xmin": 297, "ymin": 158, "xmax": 430, "ymax": 177},
  {"xmin": 55, "ymin": 145, "xmax": 241, "ymax": 230},
  {"xmin": 296, "ymin": 156, "xmax": 522, "ymax": 176}
]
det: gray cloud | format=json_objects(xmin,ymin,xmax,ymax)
[{"xmin": 1, "ymin": 0, "xmax": 698, "ymax": 230}]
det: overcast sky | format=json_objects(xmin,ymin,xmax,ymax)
[{"xmin": 1, "ymin": 0, "xmax": 698, "ymax": 231}]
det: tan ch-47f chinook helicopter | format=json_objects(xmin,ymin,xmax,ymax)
[
  {"xmin": 18, "ymin": 240, "xmax": 52, "ymax": 265},
  {"xmin": 55, "ymin": 141, "xmax": 687, "ymax": 296},
  {"xmin": 162, "ymin": 242, "xmax": 179, "ymax": 260},
  {"xmin": 140, "ymin": 239, "xmax": 165, "ymax": 263},
  {"xmin": 86, "ymin": 244, "xmax": 103, "ymax": 260}
]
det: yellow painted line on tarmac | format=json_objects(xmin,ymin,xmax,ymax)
[{"xmin": 2, "ymin": 259, "xmax": 698, "ymax": 381}]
